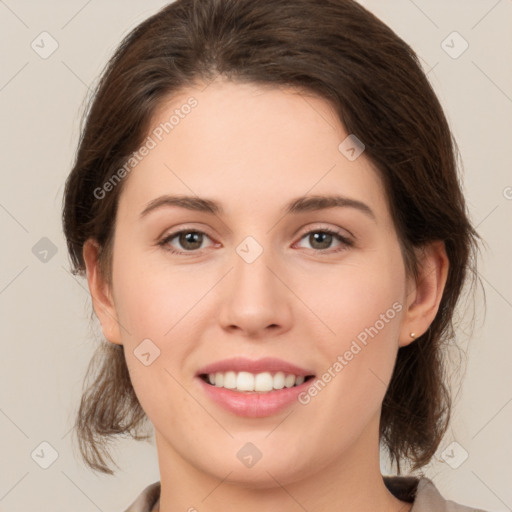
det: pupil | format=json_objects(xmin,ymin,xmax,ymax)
[
  {"xmin": 311, "ymin": 232, "xmax": 331, "ymax": 249},
  {"xmin": 181, "ymin": 232, "xmax": 201, "ymax": 249}
]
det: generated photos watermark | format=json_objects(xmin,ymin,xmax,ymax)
[
  {"xmin": 298, "ymin": 301, "xmax": 403, "ymax": 405},
  {"xmin": 93, "ymin": 96, "xmax": 198, "ymax": 200}
]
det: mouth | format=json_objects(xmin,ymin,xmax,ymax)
[
  {"xmin": 199, "ymin": 371, "xmax": 316, "ymax": 393},
  {"xmin": 195, "ymin": 357, "xmax": 317, "ymax": 416}
]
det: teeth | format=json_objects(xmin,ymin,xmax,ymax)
[
  {"xmin": 284, "ymin": 374, "xmax": 296, "ymax": 388},
  {"xmin": 207, "ymin": 371, "xmax": 308, "ymax": 392},
  {"xmin": 223, "ymin": 371, "xmax": 236, "ymax": 389}
]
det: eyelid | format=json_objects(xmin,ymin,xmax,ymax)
[{"xmin": 295, "ymin": 222, "xmax": 353, "ymax": 240}]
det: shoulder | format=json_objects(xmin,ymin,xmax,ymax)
[
  {"xmin": 384, "ymin": 475, "xmax": 490, "ymax": 512},
  {"xmin": 413, "ymin": 477, "xmax": 489, "ymax": 512},
  {"xmin": 123, "ymin": 481, "xmax": 160, "ymax": 512}
]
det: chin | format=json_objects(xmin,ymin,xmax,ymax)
[{"xmin": 198, "ymin": 451, "xmax": 315, "ymax": 490}]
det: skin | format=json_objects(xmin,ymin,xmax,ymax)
[{"xmin": 83, "ymin": 77, "xmax": 448, "ymax": 512}]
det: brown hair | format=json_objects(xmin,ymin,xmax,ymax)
[{"xmin": 62, "ymin": 0, "xmax": 480, "ymax": 475}]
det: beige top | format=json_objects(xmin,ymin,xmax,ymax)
[{"xmin": 123, "ymin": 476, "xmax": 489, "ymax": 511}]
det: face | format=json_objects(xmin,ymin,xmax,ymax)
[{"xmin": 94, "ymin": 78, "xmax": 418, "ymax": 486}]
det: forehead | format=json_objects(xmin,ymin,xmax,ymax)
[{"xmin": 117, "ymin": 78, "xmax": 388, "ymax": 221}]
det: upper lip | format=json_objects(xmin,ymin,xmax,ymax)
[{"xmin": 197, "ymin": 357, "xmax": 315, "ymax": 377}]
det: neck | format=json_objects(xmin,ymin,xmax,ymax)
[{"xmin": 154, "ymin": 413, "xmax": 412, "ymax": 512}]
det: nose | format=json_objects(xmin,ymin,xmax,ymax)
[{"xmin": 218, "ymin": 245, "xmax": 293, "ymax": 338}]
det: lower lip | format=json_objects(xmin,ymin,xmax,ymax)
[{"xmin": 197, "ymin": 376, "xmax": 314, "ymax": 418}]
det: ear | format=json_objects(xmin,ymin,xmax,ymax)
[
  {"xmin": 83, "ymin": 238, "xmax": 123, "ymax": 345},
  {"xmin": 399, "ymin": 240, "xmax": 449, "ymax": 347}
]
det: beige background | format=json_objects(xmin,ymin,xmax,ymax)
[{"xmin": 1, "ymin": 0, "xmax": 511, "ymax": 510}]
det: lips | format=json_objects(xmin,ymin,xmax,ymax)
[
  {"xmin": 195, "ymin": 357, "xmax": 316, "ymax": 417},
  {"xmin": 196, "ymin": 356, "xmax": 314, "ymax": 377}
]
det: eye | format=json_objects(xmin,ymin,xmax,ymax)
[
  {"xmin": 158, "ymin": 229, "xmax": 216, "ymax": 254},
  {"xmin": 295, "ymin": 227, "xmax": 353, "ymax": 253},
  {"xmin": 158, "ymin": 226, "xmax": 353, "ymax": 255}
]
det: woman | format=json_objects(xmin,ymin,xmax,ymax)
[{"xmin": 61, "ymin": 0, "xmax": 486, "ymax": 510}]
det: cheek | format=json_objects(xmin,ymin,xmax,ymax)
[
  {"xmin": 301, "ymin": 249, "xmax": 405, "ymax": 413},
  {"xmin": 111, "ymin": 246, "xmax": 201, "ymax": 342},
  {"xmin": 309, "ymin": 250, "xmax": 404, "ymax": 351},
  {"xmin": 110, "ymin": 247, "xmax": 213, "ymax": 419}
]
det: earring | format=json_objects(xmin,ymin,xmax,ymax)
[{"xmin": 410, "ymin": 332, "xmax": 416, "ymax": 339}]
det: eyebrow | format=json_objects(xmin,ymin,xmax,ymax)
[{"xmin": 139, "ymin": 194, "xmax": 376, "ymax": 221}]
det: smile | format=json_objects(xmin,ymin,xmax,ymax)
[
  {"xmin": 201, "ymin": 371, "xmax": 313, "ymax": 393},
  {"xmin": 200, "ymin": 371, "xmax": 314, "ymax": 393},
  {"xmin": 195, "ymin": 357, "xmax": 317, "ymax": 417}
]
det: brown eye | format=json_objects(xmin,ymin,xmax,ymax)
[
  {"xmin": 296, "ymin": 228, "xmax": 353, "ymax": 253},
  {"xmin": 308, "ymin": 231, "xmax": 334, "ymax": 250},
  {"xmin": 159, "ymin": 230, "xmax": 213, "ymax": 254},
  {"xmin": 176, "ymin": 231, "xmax": 204, "ymax": 250}
]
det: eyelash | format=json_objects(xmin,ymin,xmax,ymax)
[{"xmin": 157, "ymin": 226, "xmax": 354, "ymax": 256}]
